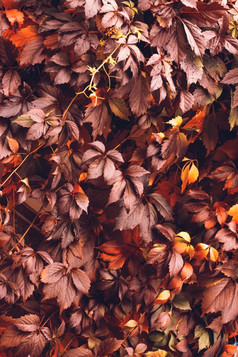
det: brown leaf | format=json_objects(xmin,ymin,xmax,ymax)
[
  {"xmin": 84, "ymin": 103, "xmax": 111, "ymax": 140},
  {"xmin": 63, "ymin": 348, "xmax": 94, "ymax": 356},
  {"xmin": 202, "ymin": 278, "xmax": 238, "ymax": 324},
  {"xmin": 97, "ymin": 338, "xmax": 123, "ymax": 356},
  {"xmin": 169, "ymin": 250, "xmax": 184, "ymax": 277},
  {"xmin": 129, "ymin": 73, "xmax": 150, "ymax": 116},
  {"xmin": 2, "ymin": 69, "xmax": 21, "ymax": 97}
]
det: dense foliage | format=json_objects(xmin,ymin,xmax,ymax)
[{"xmin": 0, "ymin": 0, "xmax": 238, "ymax": 355}]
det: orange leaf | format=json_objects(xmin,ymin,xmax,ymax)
[
  {"xmin": 193, "ymin": 243, "xmax": 209, "ymax": 260},
  {"xmin": 73, "ymin": 183, "xmax": 85, "ymax": 195},
  {"xmin": 228, "ymin": 204, "xmax": 238, "ymax": 224},
  {"xmin": 7, "ymin": 136, "xmax": 19, "ymax": 153},
  {"xmin": 168, "ymin": 276, "xmax": 183, "ymax": 293},
  {"xmin": 214, "ymin": 201, "xmax": 228, "ymax": 226},
  {"xmin": 5, "ymin": 9, "xmax": 24, "ymax": 26},
  {"xmin": 79, "ymin": 172, "xmax": 87, "ymax": 182},
  {"xmin": 9, "ymin": 25, "xmax": 39, "ymax": 47},
  {"xmin": 180, "ymin": 261, "xmax": 193, "ymax": 280},
  {"xmin": 183, "ymin": 107, "xmax": 206, "ymax": 143},
  {"xmin": 181, "ymin": 162, "xmax": 199, "ymax": 194},
  {"xmin": 221, "ymin": 344, "xmax": 238, "ymax": 356},
  {"xmin": 174, "ymin": 232, "xmax": 194, "ymax": 257}
]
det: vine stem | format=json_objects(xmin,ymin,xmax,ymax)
[
  {"xmin": 61, "ymin": 43, "xmax": 121, "ymax": 121},
  {"xmin": 8, "ymin": 203, "xmax": 43, "ymax": 254},
  {"xmin": 0, "ymin": 142, "xmax": 45, "ymax": 190}
]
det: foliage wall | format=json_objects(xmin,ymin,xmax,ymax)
[{"xmin": 0, "ymin": 0, "xmax": 238, "ymax": 356}]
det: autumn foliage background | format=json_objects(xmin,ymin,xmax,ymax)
[{"xmin": 0, "ymin": 0, "xmax": 238, "ymax": 356}]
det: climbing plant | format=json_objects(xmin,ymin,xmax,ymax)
[{"xmin": 0, "ymin": 0, "xmax": 238, "ymax": 356}]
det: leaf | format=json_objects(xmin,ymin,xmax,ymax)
[
  {"xmin": 14, "ymin": 314, "xmax": 40, "ymax": 332},
  {"xmin": 173, "ymin": 294, "xmax": 191, "ymax": 310},
  {"xmin": 85, "ymin": 0, "xmax": 101, "ymax": 18},
  {"xmin": 179, "ymin": 90, "xmax": 194, "ymax": 113},
  {"xmin": 71, "ymin": 268, "xmax": 91, "ymax": 295},
  {"xmin": 194, "ymin": 325, "xmax": 210, "ymax": 351},
  {"xmin": 233, "ymin": 87, "xmax": 238, "ymax": 108},
  {"xmin": 154, "ymin": 290, "xmax": 170, "ymax": 305},
  {"xmin": 26, "ymin": 122, "xmax": 45, "ymax": 141},
  {"xmin": 14, "ymin": 114, "xmax": 34, "ymax": 127},
  {"xmin": 221, "ymin": 67, "xmax": 238, "ymax": 85},
  {"xmin": 9, "ymin": 26, "xmax": 39, "ymax": 47},
  {"xmin": 202, "ymin": 113, "xmax": 219, "ymax": 153},
  {"xmin": 182, "ymin": 20, "xmax": 205, "ymax": 57},
  {"xmin": 181, "ymin": 161, "xmax": 199, "ymax": 193},
  {"xmin": 215, "ymin": 228, "xmax": 238, "ymax": 251},
  {"xmin": 149, "ymin": 193, "xmax": 173, "ymax": 221},
  {"xmin": 84, "ymin": 103, "xmax": 111, "ymax": 140},
  {"xmin": 228, "ymin": 105, "xmax": 238, "ymax": 131},
  {"xmin": 2, "ymin": 69, "xmax": 21, "ymax": 97},
  {"xmin": 129, "ymin": 73, "xmax": 150, "ymax": 116},
  {"xmin": 7, "ymin": 137, "xmax": 19, "ymax": 153},
  {"xmin": 0, "ymin": 317, "xmax": 51, "ymax": 357},
  {"xmin": 180, "ymin": 262, "xmax": 193, "ymax": 280},
  {"xmin": 108, "ymin": 98, "xmax": 130, "ymax": 120},
  {"xmin": 180, "ymin": 52, "xmax": 203, "ymax": 86},
  {"xmin": 97, "ymin": 338, "xmax": 123, "ymax": 356},
  {"xmin": 161, "ymin": 128, "xmax": 188, "ymax": 163},
  {"xmin": 227, "ymin": 204, "xmax": 238, "ymax": 223},
  {"xmin": 63, "ymin": 348, "xmax": 94, "ymax": 357},
  {"xmin": 169, "ymin": 250, "xmax": 184, "ymax": 277},
  {"xmin": 41, "ymin": 263, "xmax": 90, "ymax": 312},
  {"xmin": 5, "ymin": 9, "xmax": 24, "ymax": 26},
  {"xmin": 19, "ymin": 38, "xmax": 45, "ymax": 66},
  {"xmin": 202, "ymin": 278, "xmax": 238, "ymax": 324}
]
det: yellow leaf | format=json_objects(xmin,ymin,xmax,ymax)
[
  {"xmin": 21, "ymin": 178, "xmax": 30, "ymax": 188},
  {"xmin": 208, "ymin": 247, "xmax": 219, "ymax": 262},
  {"xmin": 176, "ymin": 231, "xmax": 191, "ymax": 242},
  {"xmin": 227, "ymin": 204, "xmax": 238, "ymax": 223},
  {"xmin": 181, "ymin": 162, "xmax": 190, "ymax": 193},
  {"xmin": 124, "ymin": 319, "xmax": 138, "ymax": 328},
  {"xmin": 188, "ymin": 162, "xmax": 199, "ymax": 184},
  {"xmin": 154, "ymin": 290, "xmax": 170, "ymax": 305},
  {"xmin": 167, "ymin": 115, "xmax": 183, "ymax": 127},
  {"xmin": 144, "ymin": 350, "xmax": 167, "ymax": 357}
]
